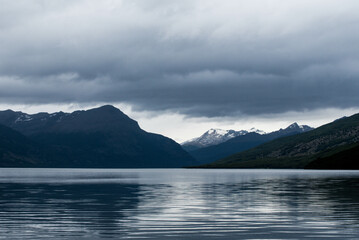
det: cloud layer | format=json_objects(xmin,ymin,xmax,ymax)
[{"xmin": 1, "ymin": 0, "xmax": 359, "ymax": 117}]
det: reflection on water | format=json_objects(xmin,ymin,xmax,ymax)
[{"xmin": 0, "ymin": 169, "xmax": 359, "ymax": 239}]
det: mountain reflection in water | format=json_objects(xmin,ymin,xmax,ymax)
[{"xmin": 0, "ymin": 169, "xmax": 358, "ymax": 239}]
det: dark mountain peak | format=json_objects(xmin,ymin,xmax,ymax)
[
  {"xmin": 91, "ymin": 105, "xmax": 121, "ymax": 113},
  {"xmin": 278, "ymin": 122, "xmax": 313, "ymax": 133},
  {"xmin": 279, "ymin": 122, "xmax": 299, "ymax": 131},
  {"xmin": 77, "ymin": 105, "xmax": 131, "ymax": 120},
  {"xmin": 47, "ymin": 105, "xmax": 140, "ymax": 133},
  {"xmin": 1, "ymin": 109, "xmax": 15, "ymax": 113},
  {"xmin": 287, "ymin": 122, "xmax": 299, "ymax": 129},
  {"xmin": 0, "ymin": 105, "xmax": 140, "ymax": 134},
  {"xmin": 0, "ymin": 109, "xmax": 17, "ymax": 117}
]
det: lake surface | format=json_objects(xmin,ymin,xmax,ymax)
[{"xmin": 0, "ymin": 169, "xmax": 359, "ymax": 239}]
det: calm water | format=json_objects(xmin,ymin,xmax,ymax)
[{"xmin": 0, "ymin": 169, "xmax": 359, "ymax": 239}]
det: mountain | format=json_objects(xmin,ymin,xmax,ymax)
[
  {"xmin": 188, "ymin": 123, "xmax": 313, "ymax": 164},
  {"xmin": 305, "ymin": 144, "xmax": 359, "ymax": 169},
  {"xmin": 200, "ymin": 113, "xmax": 359, "ymax": 169},
  {"xmin": 181, "ymin": 128, "xmax": 264, "ymax": 151},
  {"xmin": 0, "ymin": 105, "xmax": 196, "ymax": 168},
  {"xmin": 0, "ymin": 124, "xmax": 42, "ymax": 167}
]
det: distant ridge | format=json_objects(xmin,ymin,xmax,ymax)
[
  {"xmin": 0, "ymin": 105, "xmax": 196, "ymax": 168},
  {"xmin": 187, "ymin": 123, "xmax": 313, "ymax": 164},
  {"xmin": 182, "ymin": 128, "xmax": 265, "ymax": 151},
  {"xmin": 200, "ymin": 113, "xmax": 359, "ymax": 169}
]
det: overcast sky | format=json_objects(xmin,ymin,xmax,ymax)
[{"xmin": 1, "ymin": 0, "xmax": 359, "ymax": 142}]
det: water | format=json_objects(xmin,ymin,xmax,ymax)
[{"xmin": 0, "ymin": 169, "xmax": 359, "ymax": 239}]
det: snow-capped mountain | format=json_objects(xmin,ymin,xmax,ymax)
[
  {"xmin": 185, "ymin": 122, "xmax": 314, "ymax": 164},
  {"xmin": 181, "ymin": 123, "xmax": 313, "ymax": 152},
  {"xmin": 279, "ymin": 122, "xmax": 313, "ymax": 134},
  {"xmin": 182, "ymin": 128, "xmax": 265, "ymax": 151}
]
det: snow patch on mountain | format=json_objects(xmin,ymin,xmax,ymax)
[
  {"xmin": 14, "ymin": 114, "xmax": 33, "ymax": 123},
  {"xmin": 249, "ymin": 128, "xmax": 266, "ymax": 135}
]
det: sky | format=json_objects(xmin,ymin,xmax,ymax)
[{"xmin": 1, "ymin": 0, "xmax": 359, "ymax": 142}]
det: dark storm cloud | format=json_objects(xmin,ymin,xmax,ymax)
[{"xmin": 1, "ymin": 0, "xmax": 359, "ymax": 117}]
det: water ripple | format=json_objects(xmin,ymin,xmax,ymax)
[{"xmin": 0, "ymin": 168, "xmax": 359, "ymax": 239}]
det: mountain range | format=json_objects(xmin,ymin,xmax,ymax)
[
  {"xmin": 182, "ymin": 128, "xmax": 265, "ymax": 151},
  {"xmin": 0, "ymin": 105, "xmax": 358, "ymax": 169},
  {"xmin": 0, "ymin": 105, "xmax": 196, "ymax": 168},
  {"xmin": 201, "ymin": 113, "xmax": 359, "ymax": 169},
  {"xmin": 185, "ymin": 123, "xmax": 313, "ymax": 164}
]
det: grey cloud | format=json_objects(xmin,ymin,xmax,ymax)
[{"xmin": 1, "ymin": 0, "xmax": 359, "ymax": 117}]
